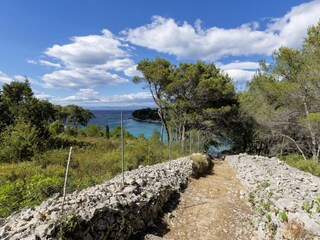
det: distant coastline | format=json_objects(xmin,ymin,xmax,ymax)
[
  {"xmin": 132, "ymin": 117, "xmax": 162, "ymax": 124},
  {"xmin": 131, "ymin": 108, "xmax": 161, "ymax": 124}
]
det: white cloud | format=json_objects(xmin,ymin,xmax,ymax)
[
  {"xmin": 39, "ymin": 60, "xmax": 62, "ymax": 68},
  {"xmin": 123, "ymin": 1, "xmax": 320, "ymax": 60},
  {"xmin": 13, "ymin": 75, "xmax": 28, "ymax": 82},
  {"xmin": 218, "ymin": 61, "xmax": 260, "ymax": 71},
  {"xmin": 100, "ymin": 92, "xmax": 152, "ymax": 103},
  {"xmin": 0, "ymin": 71, "xmax": 14, "ymax": 84},
  {"xmin": 41, "ymin": 29, "xmax": 137, "ymax": 89},
  {"xmin": 46, "ymin": 29, "xmax": 129, "ymax": 68},
  {"xmin": 225, "ymin": 69, "xmax": 256, "ymax": 84},
  {"xmin": 43, "ymin": 68, "xmax": 128, "ymax": 89},
  {"xmin": 49, "ymin": 90, "xmax": 153, "ymax": 107},
  {"xmin": 63, "ymin": 88, "xmax": 99, "ymax": 101},
  {"xmin": 27, "ymin": 60, "xmax": 37, "ymax": 64},
  {"xmin": 218, "ymin": 61, "xmax": 259, "ymax": 83},
  {"xmin": 35, "ymin": 93, "xmax": 54, "ymax": 100}
]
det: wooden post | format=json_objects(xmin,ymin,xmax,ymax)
[
  {"xmin": 121, "ymin": 111, "xmax": 125, "ymax": 186},
  {"xmin": 62, "ymin": 146, "xmax": 72, "ymax": 211},
  {"xmin": 189, "ymin": 132, "xmax": 192, "ymax": 155}
]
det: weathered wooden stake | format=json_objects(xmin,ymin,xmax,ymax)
[
  {"xmin": 62, "ymin": 146, "xmax": 72, "ymax": 211},
  {"xmin": 121, "ymin": 111, "xmax": 125, "ymax": 186}
]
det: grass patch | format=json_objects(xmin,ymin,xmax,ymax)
[
  {"xmin": 281, "ymin": 154, "xmax": 320, "ymax": 177},
  {"xmin": 0, "ymin": 135, "xmax": 188, "ymax": 218}
]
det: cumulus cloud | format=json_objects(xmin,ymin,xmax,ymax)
[
  {"xmin": 123, "ymin": 1, "xmax": 320, "ymax": 60},
  {"xmin": 45, "ymin": 29, "xmax": 129, "ymax": 68},
  {"xmin": 42, "ymin": 68, "xmax": 128, "ymax": 89},
  {"xmin": 224, "ymin": 69, "xmax": 256, "ymax": 84},
  {"xmin": 42, "ymin": 29, "xmax": 136, "ymax": 89},
  {"xmin": 218, "ymin": 61, "xmax": 260, "ymax": 71},
  {"xmin": 35, "ymin": 89, "xmax": 153, "ymax": 107},
  {"xmin": 217, "ymin": 61, "xmax": 260, "ymax": 83},
  {"xmin": 39, "ymin": 60, "xmax": 62, "ymax": 68}
]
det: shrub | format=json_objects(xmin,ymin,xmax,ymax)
[
  {"xmin": 282, "ymin": 154, "xmax": 320, "ymax": 177},
  {"xmin": 48, "ymin": 120, "xmax": 64, "ymax": 136},
  {"xmin": 0, "ymin": 118, "xmax": 39, "ymax": 163},
  {"xmin": 190, "ymin": 153, "xmax": 212, "ymax": 178},
  {"xmin": 83, "ymin": 124, "xmax": 103, "ymax": 137}
]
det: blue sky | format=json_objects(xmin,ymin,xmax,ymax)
[{"xmin": 0, "ymin": 0, "xmax": 319, "ymax": 109}]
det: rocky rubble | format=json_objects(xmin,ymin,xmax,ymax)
[
  {"xmin": 0, "ymin": 157, "xmax": 196, "ymax": 240},
  {"xmin": 226, "ymin": 154, "xmax": 320, "ymax": 239}
]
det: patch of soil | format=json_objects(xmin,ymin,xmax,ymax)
[{"xmin": 160, "ymin": 159, "xmax": 255, "ymax": 240}]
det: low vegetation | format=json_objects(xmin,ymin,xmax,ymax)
[
  {"xmin": 190, "ymin": 153, "xmax": 212, "ymax": 178},
  {"xmin": 0, "ymin": 128, "xmax": 188, "ymax": 218},
  {"xmin": 281, "ymin": 154, "xmax": 320, "ymax": 177}
]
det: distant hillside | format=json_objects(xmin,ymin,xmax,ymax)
[{"xmin": 132, "ymin": 108, "xmax": 161, "ymax": 122}]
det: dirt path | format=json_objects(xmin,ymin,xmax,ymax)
[{"xmin": 161, "ymin": 160, "xmax": 255, "ymax": 240}]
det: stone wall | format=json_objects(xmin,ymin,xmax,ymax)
[
  {"xmin": 226, "ymin": 154, "xmax": 320, "ymax": 239},
  {"xmin": 0, "ymin": 156, "xmax": 205, "ymax": 240}
]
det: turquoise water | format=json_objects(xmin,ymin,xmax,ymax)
[{"xmin": 88, "ymin": 110, "xmax": 162, "ymax": 138}]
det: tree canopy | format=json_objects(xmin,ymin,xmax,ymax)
[{"xmin": 240, "ymin": 21, "xmax": 320, "ymax": 161}]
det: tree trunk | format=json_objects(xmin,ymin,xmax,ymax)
[
  {"xmin": 303, "ymin": 100, "xmax": 318, "ymax": 160},
  {"xmin": 278, "ymin": 133, "xmax": 307, "ymax": 161},
  {"xmin": 158, "ymin": 108, "xmax": 170, "ymax": 142}
]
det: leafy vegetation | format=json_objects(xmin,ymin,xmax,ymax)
[
  {"xmin": 134, "ymin": 59, "xmax": 243, "ymax": 149},
  {"xmin": 282, "ymin": 154, "xmax": 320, "ymax": 177},
  {"xmin": 240, "ymin": 21, "xmax": 320, "ymax": 162}
]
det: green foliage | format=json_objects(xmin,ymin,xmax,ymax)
[
  {"xmin": 239, "ymin": 20, "xmax": 320, "ymax": 160},
  {"xmin": 0, "ymin": 133, "xmax": 186, "ymax": 218},
  {"xmin": 105, "ymin": 124, "xmax": 110, "ymax": 139},
  {"xmin": 82, "ymin": 124, "xmax": 103, "ymax": 137},
  {"xmin": 282, "ymin": 154, "xmax": 320, "ymax": 177},
  {"xmin": 110, "ymin": 126, "xmax": 134, "ymax": 139},
  {"xmin": 48, "ymin": 120, "xmax": 65, "ymax": 136},
  {"xmin": 134, "ymin": 59, "xmax": 239, "ymax": 146},
  {"xmin": 248, "ymin": 192, "xmax": 255, "ymax": 206},
  {"xmin": 302, "ymin": 201, "xmax": 313, "ymax": 214},
  {"xmin": 61, "ymin": 105, "xmax": 94, "ymax": 127},
  {"xmin": 279, "ymin": 211, "xmax": 288, "ymax": 222},
  {"xmin": 0, "ymin": 118, "xmax": 39, "ymax": 162},
  {"xmin": 266, "ymin": 213, "xmax": 272, "ymax": 223},
  {"xmin": 56, "ymin": 212, "xmax": 80, "ymax": 240}
]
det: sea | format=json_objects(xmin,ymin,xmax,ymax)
[{"xmin": 88, "ymin": 110, "xmax": 162, "ymax": 139}]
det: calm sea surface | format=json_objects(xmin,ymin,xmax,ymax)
[{"xmin": 88, "ymin": 110, "xmax": 162, "ymax": 138}]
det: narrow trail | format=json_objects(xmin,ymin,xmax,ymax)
[{"xmin": 161, "ymin": 160, "xmax": 255, "ymax": 240}]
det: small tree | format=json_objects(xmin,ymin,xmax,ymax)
[{"xmin": 0, "ymin": 118, "xmax": 39, "ymax": 163}]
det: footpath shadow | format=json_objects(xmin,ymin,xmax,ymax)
[{"xmin": 130, "ymin": 191, "xmax": 181, "ymax": 239}]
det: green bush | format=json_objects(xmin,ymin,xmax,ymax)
[
  {"xmin": 282, "ymin": 154, "xmax": 320, "ymax": 177},
  {"xmin": 0, "ymin": 118, "xmax": 39, "ymax": 163},
  {"xmin": 83, "ymin": 124, "xmax": 103, "ymax": 137},
  {"xmin": 48, "ymin": 120, "xmax": 65, "ymax": 136}
]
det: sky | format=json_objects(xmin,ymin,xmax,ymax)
[{"xmin": 0, "ymin": 0, "xmax": 319, "ymax": 109}]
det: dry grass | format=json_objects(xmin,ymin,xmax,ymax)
[
  {"xmin": 190, "ymin": 153, "xmax": 212, "ymax": 178},
  {"xmin": 284, "ymin": 219, "xmax": 315, "ymax": 240}
]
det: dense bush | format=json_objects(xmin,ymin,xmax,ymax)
[
  {"xmin": 0, "ymin": 118, "xmax": 39, "ymax": 163},
  {"xmin": 281, "ymin": 154, "xmax": 320, "ymax": 177}
]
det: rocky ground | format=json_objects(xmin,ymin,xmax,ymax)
[{"xmin": 227, "ymin": 154, "xmax": 320, "ymax": 239}]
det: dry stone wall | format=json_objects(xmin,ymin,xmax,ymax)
[
  {"xmin": 0, "ymin": 157, "xmax": 197, "ymax": 240},
  {"xmin": 226, "ymin": 154, "xmax": 320, "ymax": 239}
]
